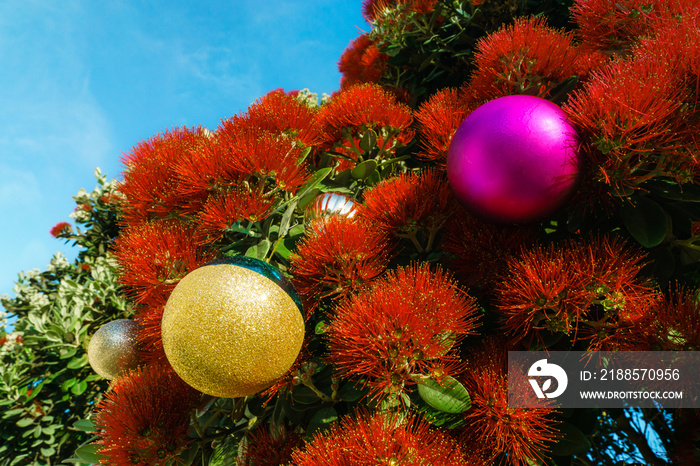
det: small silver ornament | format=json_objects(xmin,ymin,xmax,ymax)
[
  {"xmin": 305, "ymin": 193, "xmax": 356, "ymax": 223},
  {"xmin": 87, "ymin": 319, "xmax": 141, "ymax": 379}
]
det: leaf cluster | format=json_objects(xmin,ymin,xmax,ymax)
[{"xmin": 0, "ymin": 170, "xmax": 129, "ymax": 465}]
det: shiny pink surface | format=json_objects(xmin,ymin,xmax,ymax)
[{"xmin": 446, "ymin": 95, "xmax": 580, "ymax": 223}]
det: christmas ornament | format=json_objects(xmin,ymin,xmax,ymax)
[
  {"xmin": 446, "ymin": 95, "xmax": 580, "ymax": 223},
  {"xmin": 161, "ymin": 257, "xmax": 305, "ymax": 398},
  {"xmin": 305, "ymin": 192, "xmax": 357, "ymax": 223},
  {"xmin": 87, "ymin": 319, "xmax": 141, "ymax": 379}
]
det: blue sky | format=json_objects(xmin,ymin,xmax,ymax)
[{"xmin": 0, "ymin": 1, "xmax": 367, "ymax": 299}]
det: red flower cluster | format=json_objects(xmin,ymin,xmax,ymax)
[
  {"xmin": 564, "ymin": 55, "xmax": 697, "ymax": 197},
  {"xmin": 214, "ymin": 124, "xmax": 312, "ymax": 193},
  {"xmin": 119, "ymin": 127, "xmax": 212, "ymax": 225},
  {"xmin": 118, "ymin": 89, "xmax": 318, "ymax": 237},
  {"xmin": 93, "ymin": 363, "xmax": 200, "ymax": 466},
  {"xmin": 325, "ymin": 263, "xmax": 480, "ymax": 402},
  {"xmin": 291, "ymin": 411, "xmax": 470, "ymax": 465},
  {"xmin": 112, "ymin": 220, "xmax": 215, "ymax": 307},
  {"xmin": 289, "ymin": 215, "xmax": 392, "ymax": 315},
  {"xmin": 362, "ymin": 1, "xmax": 435, "ymax": 20},
  {"xmin": 459, "ymin": 337, "xmax": 561, "ymax": 466},
  {"xmin": 338, "ymin": 35, "xmax": 389, "ymax": 89},
  {"xmin": 241, "ymin": 88, "xmax": 324, "ymax": 147},
  {"xmin": 49, "ymin": 221, "xmax": 72, "ymax": 238},
  {"xmin": 647, "ymin": 285, "xmax": 700, "ymax": 351},
  {"xmin": 465, "ymin": 16, "xmax": 583, "ymax": 100},
  {"xmin": 357, "ymin": 170, "xmax": 454, "ymax": 253},
  {"xmin": 494, "ymin": 236, "xmax": 660, "ymax": 350},
  {"xmin": 315, "ymin": 83, "xmax": 413, "ymax": 171},
  {"xmin": 570, "ymin": 0, "xmax": 690, "ymax": 54},
  {"xmin": 414, "ymin": 88, "xmax": 474, "ymax": 166}
]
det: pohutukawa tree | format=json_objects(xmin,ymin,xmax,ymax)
[{"xmin": 2, "ymin": 1, "xmax": 699, "ymax": 465}]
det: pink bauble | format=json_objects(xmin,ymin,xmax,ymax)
[{"xmin": 446, "ymin": 95, "xmax": 580, "ymax": 223}]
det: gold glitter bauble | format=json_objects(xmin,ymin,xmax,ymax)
[
  {"xmin": 87, "ymin": 319, "xmax": 141, "ymax": 379},
  {"xmin": 161, "ymin": 262, "xmax": 305, "ymax": 398}
]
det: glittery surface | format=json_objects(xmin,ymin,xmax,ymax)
[
  {"xmin": 162, "ymin": 263, "xmax": 305, "ymax": 398},
  {"xmin": 87, "ymin": 319, "xmax": 141, "ymax": 379},
  {"xmin": 202, "ymin": 257, "xmax": 303, "ymax": 313}
]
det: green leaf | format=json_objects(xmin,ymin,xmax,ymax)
[
  {"xmin": 75, "ymin": 443, "xmax": 101, "ymax": 462},
  {"xmin": 358, "ymin": 129, "xmax": 378, "ymax": 153},
  {"xmin": 282, "ymin": 224, "xmax": 306, "ymax": 255},
  {"xmin": 61, "ymin": 377, "xmax": 77, "ymax": 392},
  {"xmin": 278, "ymin": 200, "xmax": 298, "ymax": 238},
  {"xmin": 620, "ymin": 196, "xmax": 668, "ymax": 248},
  {"xmin": 338, "ymin": 380, "xmax": 368, "ymax": 402},
  {"xmin": 351, "ymin": 159, "xmax": 378, "ymax": 180},
  {"xmin": 299, "ymin": 168, "xmax": 333, "ymax": 200},
  {"xmin": 40, "ymin": 446, "xmax": 55, "ymax": 457},
  {"xmin": 314, "ymin": 321, "xmax": 327, "ymax": 334},
  {"xmin": 291, "ymin": 385, "xmax": 321, "ymax": 404},
  {"xmin": 3, "ymin": 408, "xmax": 25, "ymax": 418},
  {"xmin": 71, "ymin": 380, "xmax": 88, "ymax": 395},
  {"xmin": 297, "ymin": 187, "xmax": 321, "ymax": 210},
  {"xmin": 416, "ymin": 376, "xmax": 471, "ymax": 414},
  {"xmin": 66, "ymin": 355, "xmax": 88, "ymax": 370},
  {"xmin": 650, "ymin": 180, "xmax": 700, "ymax": 202},
  {"xmin": 208, "ymin": 435, "xmax": 239, "ymax": 466},
  {"xmin": 245, "ymin": 239, "xmax": 271, "ymax": 260},
  {"xmin": 550, "ymin": 422, "xmax": 592, "ymax": 456},
  {"xmin": 25, "ymin": 379, "xmax": 46, "ymax": 402},
  {"xmin": 15, "ymin": 417, "xmax": 34, "ymax": 428},
  {"xmin": 60, "ymin": 346, "xmax": 78, "ymax": 359},
  {"xmin": 365, "ymin": 169, "xmax": 382, "ymax": 186},
  {"xmin": 306, "ymin": 406, "xmax": 338, "ymax": 437}
]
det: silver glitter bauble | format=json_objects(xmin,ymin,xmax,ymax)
[{"xmin": 87, "ymin": 319, "xmax": 141, "ymax": 379}]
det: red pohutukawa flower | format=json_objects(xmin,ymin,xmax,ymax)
[
  {"xmin": 414, "ymin": 88, "xmax": 475, "ymax": 166},
  {"xmin": 315, "ymin": 83, "xmax": 413, "ymax": 169},
  {"xmin": 93, "ymin": 363, "xmax": 201, "ymax": 466},
  {"xmin": 290, "ymin": 411, "xmax": 472, "ymax": 466},
  {"xmin": 648, "ymin": 285, "xmax": 700, "ymax": 351},
  {"xmin": 357, "ymin": 170, "xmax": 455, "ymax": 253},
  {"xmin": 362, "ymin": 0, "xmax": 438, "ymax": 20},
  {"xmin": 325, "ymin": 263, "xmax": 480, "ymax": 402},
  {"xmin": 338, "ymin": 34, "xmax": 389, "ymax": 89},
  {"xmin": 466, "ymin": 16, "xmax": 581, "ymax": 100},
  {"xmin": 119, "ymin": 126, "xmax": 212, "ymax": 226},
  {"xmin": 494, "ymin": 236, "xmax": 660, "ymax": 350},
  {"xmin": 195, "ymin": 184, "xmax": 277, "ymax": 244},
  {"xmin": 564, "ymin": 54, "xmax": 694, "ymax": 196},
  {"xmin": 459, "ymin": 337, "xmax": 561, "ymax": 466},
  {"xmin": 239, "ymin": 424, "xmax": 305, "ymax": 466},
  {"xmin": 49, "ymin": 221, "xmax": 72, "ymax": 238},
  {"xmin": 215, "ymin": 124, "xmax": 312, "ymax": 193},
  {"xmin": 570, "ymin": 0, "xmax": 682, "ymax": 54},
  {"xmin": 495, "ymin": 242, "xmax": 591, "ymax": 343},
  {"xmin": 241, "ymin": 88, "xmax": 324, "ymax": 147},
  {"xmin": 134, "ymin": 302, "xmax": 168, "ymax": 364},
  {"xmin": 289, "ymin": 215, "xmax": 392, "ymax": 315},
  {"xmin": 112, "ymin": 220, "xmax": 216, "ymax": 306},
  {"xmin": 440, "ymin": 205, "xmax": 539, "ymax": 293}
]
